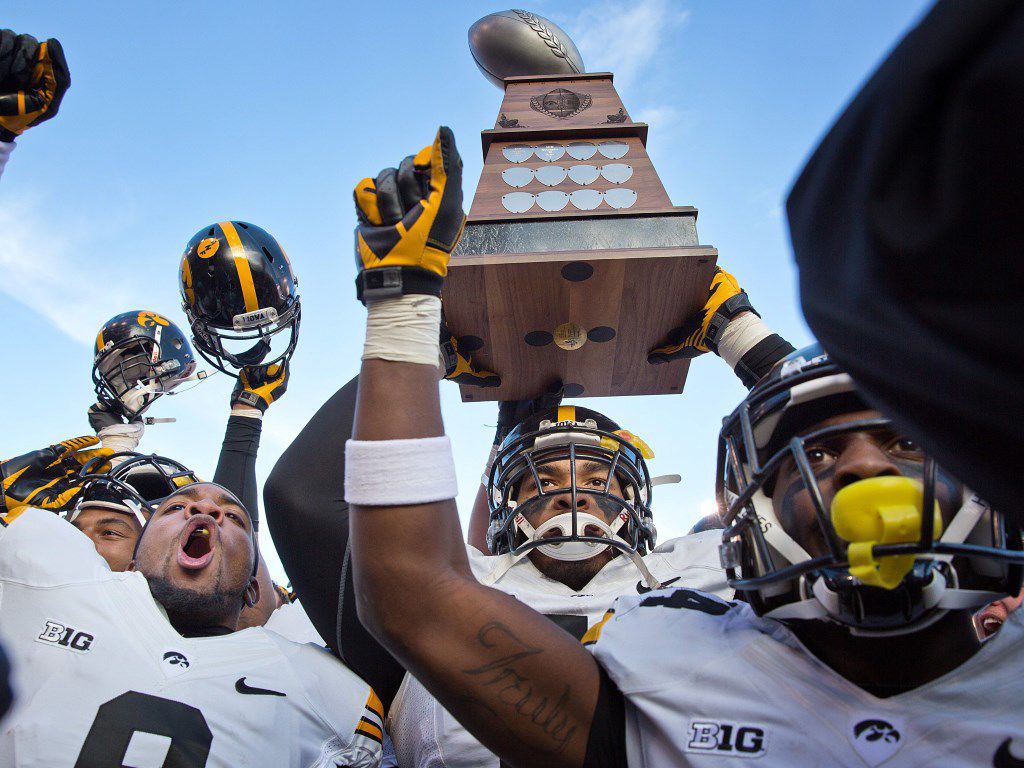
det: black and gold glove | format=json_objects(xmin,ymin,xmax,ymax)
[
  {"xmin": 231, "ymin": 362, "xmax": 290, "ymax": 412},
  {"xmin": 1, "ymin": 436, "xmax": 111, "ymax": 516},
  {"xmin": 648, "ymin": 267, "xmax": 756, "ymax": 363},
  {"xmin": 353, "ymin": 126, "xmax": 466, "ymax": 302},
  {"xmin": 440, "ymin": 314, "xmax": 501, "ymax": 388},
  {"xmin": 0, "ymin": 31, "xmax": 70, "ymax": 143}
]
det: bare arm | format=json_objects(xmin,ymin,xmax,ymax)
[
  {"xmin": 347, "ymin": 128, "xmax": 599, "ymax": 768},
  {"xmin": 351, "ymin": 359, "xmax": 600, "ymax": 768},
  {"xmin": 467, "ymin": 460, "xmax": 494, "ymax": 553}
]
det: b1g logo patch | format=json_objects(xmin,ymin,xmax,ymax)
[
  {"xmin": 36, "ymin": 619, "xmax": 95, "ymax": 653},
  {"xmin": 685, "ymin": 720, "xmax": 767, "ymax": 759}
]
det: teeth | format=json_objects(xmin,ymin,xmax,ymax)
[{"xmin": 983, "ymin": 617, "xmax": 1002, "ymax": 634}]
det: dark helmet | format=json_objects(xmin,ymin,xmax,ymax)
[
  {"xmin": 716, "ymin": 344, "xmax": 1023, "ymax": 635},
  {"xmin": 92, "ymin": 311, "xmax": 200, "ymax": 419},
  {"xmin": 486, "ymin": 405, "xmax": 657, "ymax": 570},
  {"xmin": 179, "ymin": 221, "xmax": 300, "ymax": 376},
  {"xmin": 70, "ymin": 452, "xmax": 201, "ymax": 526}
]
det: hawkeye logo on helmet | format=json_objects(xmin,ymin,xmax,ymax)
[
  {"xmin": 233, "ymin": 307, "xmax": 278, "ymax": 330},
  {"xmin": 197, "ymin": 237, "xmax": 220, "ymax": 259}
]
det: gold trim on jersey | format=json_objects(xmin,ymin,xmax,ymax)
[
  {"xmin": 582, "ymin": 608, "xmax": 615, "ymax": 647},
  {"xmin": 355, "ymin": 689, "xmax": 385, "ymax": 744}
]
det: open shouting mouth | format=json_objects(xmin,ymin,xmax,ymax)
[{"xmin": 178, "ymin": 516, "xmax": 217, "ymax": 571}]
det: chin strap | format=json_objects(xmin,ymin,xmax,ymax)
[
  {"xmin": 766, "ymin": 569, "xmax": 1006, "ymax": 632},
  {"xmin": 231, "ymin": 338, "xmax": 273, "ymax": 367},
  {"xmin": 484, "ymin": 510, "xmax": 663, "ymax": 590}
]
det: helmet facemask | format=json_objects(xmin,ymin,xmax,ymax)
[
  {"xmin": 487, "ymin": 418, "xmax": 662, "ymax": 588},
  {"xmin": 187, "ymin": 298, "xmax": 300, "ymax": 377},
  {"xmin": 718, "ymin": 352, "xmax": 1024, "ymax": 637},
  {"xmin": 93, "ymin": 330, "xmax": 199, "ymax": 419}
]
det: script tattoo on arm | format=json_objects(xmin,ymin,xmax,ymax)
[{"xmin": 461, "ymin": 621, "xmax": 577, "ymax": 754}]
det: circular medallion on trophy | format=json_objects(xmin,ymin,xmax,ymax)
[
  {"xmin": 554, "ymin": 322, "xmax": 587, "ymax": 351},
  {"xmin": 469, "ymin": 9, "xmax": 585, "ymax": 88}
]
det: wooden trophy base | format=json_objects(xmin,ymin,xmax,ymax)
[
  {"xmin": 443, "ymin": 73, "xmax": 718, "ymax": 401},
  {"xmin": 443, "ymin": 235, "xmax": 718, "ymax": 402}
]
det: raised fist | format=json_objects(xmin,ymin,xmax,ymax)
[{"xmin": 0, "ymin": 30, "xmax": 70, "ymax": 142}]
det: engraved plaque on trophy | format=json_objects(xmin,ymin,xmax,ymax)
[{"xmin": 443, "ymin": 11, "xmax": 718, "ymax": 401}]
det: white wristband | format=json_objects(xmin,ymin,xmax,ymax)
[
  {"xmin": 98, "ymin": 422, "xmax": 145, "ymax": 454},
  {"xmin": 362, "ymin": 294, "xmax": 441, "ymax": 367},
  {"xmin": 717, "ymin": 312, "xmax": 772, "ymax": 370},
  {"xmin": 231, "ymin": 407, "xmax": 264, "ymax": 420},
  {"xmin": 345, "ymin": 436, "xmax": 458, "ymax": 506}
]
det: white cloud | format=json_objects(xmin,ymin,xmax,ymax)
[
  {"xmin": 572, "ymin": 0, "xmax": 690, "ymax": 92},
  {"xmin": 0, "ymin": 194, "xmax": 132, "ymax": 346}
]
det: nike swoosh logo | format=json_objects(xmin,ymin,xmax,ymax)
[
  {"xmin": 235, "ymin": 677, "xmax": 285, "ymax": 697},
  {"xmin": 636, "ymin": 576, "xmax": 680, "ymax": 594},
  {"xmin": 995, "ymin": 739, "xmax": 1024, "ymax": 768}
]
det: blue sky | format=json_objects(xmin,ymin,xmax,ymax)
[{"xmin": 1, "ymin": 0, "xmax": 932, "ymax": 580}]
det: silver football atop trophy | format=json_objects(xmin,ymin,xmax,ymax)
[{"xmin": 468, "ymin": 9, "xmax": 586, "ymax": 88}]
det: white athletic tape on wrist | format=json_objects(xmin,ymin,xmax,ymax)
[
  {"xmin": 717, "ymin": 312, "xmax": 772, "ymax": 370},
  {"xmin": 345, "ymin": 436, "xmax": 458, "ymax": 505},
  {"xmin": 362, "ymin": 294, "xmax": 441, "ymax": 367},
  {"xmin": 231, "ymin": 407, "xmax": 264, "ymax": 420},
  {"xmin": 97, "ymin": 422, "xmax": 145, "ymax": 453},
  {"xmin": 0, "ymin": 140, "xmax": 14, "ymax": 180}
]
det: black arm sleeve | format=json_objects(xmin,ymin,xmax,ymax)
[
  {"xmin": 786, "ymin": 0, "xmax": 1024, "ymax": 514},
  {"xmin": 734, "ymin": 333, "xmax": 795, "ymax": 389},
  {"xmin": 262, "ymin": 376, "xmax": 407, "ymax": 711},
  {"xmin": 212, "ymin": 415, "xmax": 262, "ymax": 523},
  {"xmin": 583, "ymin": 665, "xmax": 628, "ymax": 768}
]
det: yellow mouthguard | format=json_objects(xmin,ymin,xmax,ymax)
[{"xmin": 830, "ymin": 476, "xmax": 943, "ymax": 590}]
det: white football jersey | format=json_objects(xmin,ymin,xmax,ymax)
[
  {"xmin": 265, "ymin": 600, "xmax": 326, "ymax": 647},
  {"xmin": 0, "ymin": 508, "xmax": 383, "ymax": 768},
  {"xmin": 389, "ymin": 531, "xmax": 729, "ymax": 768},
  {"xmin": 589, "ymin": 586, "xmax": 1024, "ymax": 767}
]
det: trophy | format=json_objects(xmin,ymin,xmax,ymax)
[{"xmin": 443, "ymin": 10, "xmax": 718, "ymax": 402}]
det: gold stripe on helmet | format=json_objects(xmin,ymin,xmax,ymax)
[
  {"xmin": 96, "ymin": 329, "xmax": 105, "ymax": 353},
  {"xmin": 219, "ymin": 221, "xmax": 259, "ymax": 313},
  {"xmin": 557, "ymin": 405, "xmax": 576, "ymax": 423}
]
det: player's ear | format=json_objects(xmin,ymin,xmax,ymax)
[{"xmin": 243, "ymin": 576, "xmax": 259, "ymax": 608}]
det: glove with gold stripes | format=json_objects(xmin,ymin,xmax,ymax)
[
  {"xmin": 1, "ymin": 436, "xmax": 112, "ymax": 516},
  {"xmin": 648, "ymin": 267, "xmax": 757, "ymax": 363},
  {"xmin": 353, "ymin": 126, "xmax": 466, "ymax": 303},
  {"xmin": 0, "ymin": 31, "xmax": 70, "ymax": 142},
  {"xmin": 231, "ymin": 362, "xmax": 290, "ymax": 412},
  {"xmin": 440, "ymin": 314, "xmax": 501, "ymax": 388}
]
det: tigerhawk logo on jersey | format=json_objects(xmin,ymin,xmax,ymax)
[
  {"xmin": 35, "ymin": 619, "xmax": 94, "ymax": 653},
  {"xmin": 685, "ymin": 720, "xmax": 767, "ymax": 759},
  {"xmin": 162, "ymin": 650, "xmax": 191, "ymax": 677},
  {"xmin": 848, "ymin": 716, "xmax": 903, "ymax": 766}
]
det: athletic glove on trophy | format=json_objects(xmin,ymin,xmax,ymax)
[
  {"xmin": 648, "ymin": 265, "xmax": 794, "ymax": 388},
  {"xmin": 647, "ymin": 267, "xmax": 756, "ymax": 362},
  {"xmin": 1, "ymin": 436, "xmax": 111, "ymax": 516},
  {"xmin": 440, "ymin": 313, "xmax": 501, "ymax": 388},
  {"xmin": 231, "ymin": 362, "xmax": 290, "ymax": 413},
  {"xmin": 0, "ymin": 30, "xmax": 70, "ymax": 142}
]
